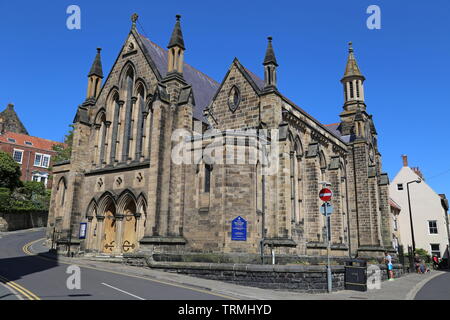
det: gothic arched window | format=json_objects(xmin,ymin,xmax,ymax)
[
  {"xmin": 204, "ymin": 164, "xmax": 212, "ymax": 193},
  {"xmin": 122, "ymin": 68, "xmax": 135, "ymax": 162}
]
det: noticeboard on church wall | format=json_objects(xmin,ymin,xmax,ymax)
[
  {"xmin": 231, "ymin": 216, "xmax": 247, "ymax": 241},
  {"xmin": 79, "ymin": 222, "xmax": 87, "ymax": 239}
]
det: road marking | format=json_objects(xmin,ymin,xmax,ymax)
[
  {"xmin": 23, "ymin": 238, "xmax": 238, "ymax": 300},
  {"xmin": 0, "ymin": 275, "xmax": 40, "ymax": 300},
  {"xmin": 0, "ymin": 280, "xmax": 23, "ymax": 300},
  {"xmin": 101, "ymin": 282, "xmax": 145, "ymax": 300},
  {"xmin": 23, "ymin": 238, "xmax": 44, "ymax": 255}
]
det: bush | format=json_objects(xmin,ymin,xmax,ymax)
[
  {"xmin": 415, "ymin": 248, "xmax": 431, "ymax": 263},
  {"xmin": 0, "ymin": 187, "xmax": 11, "ymax": 212},
  {"xmin": 1, "ymin": 181, "xmax": 50, "ymax": 213}
]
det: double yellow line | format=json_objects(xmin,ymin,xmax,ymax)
[
  {"xmin": 22, "ymin": 238, "xmax": 44, "ymax": 256},
  {"xmin": 0, "ymin": 239, "xmax": 43, "ymax": 300},
  {"xmin": 0, "ymin": 275, "xmax": 40, "ymax": 300}
]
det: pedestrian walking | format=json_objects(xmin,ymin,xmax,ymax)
[{"xmin": 384, "ymin": 251, "xmax": 394, "ymax": 280}]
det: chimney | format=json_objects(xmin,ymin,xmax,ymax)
[
  {"xmin": 402, "ymin": 154, "xmax": 408, "ymax": 167},
  {"xmin": 412, "ymin": 167, "xmax": 424, "ymax": 181}
]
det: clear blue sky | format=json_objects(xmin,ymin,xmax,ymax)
[{"xmin": 1, "ymin": 1, "xmax": 449, "ymax": 198}]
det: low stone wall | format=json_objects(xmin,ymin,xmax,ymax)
[
  {"xmin": 123, "ymin": 254, "xmax": 404, "ymax": 293},
  {"xmin": 378, "ymin": 264, "xmax": 404, "ymax": 280},
  {"xmin": 0, "ymin": 211, "xmax": 48, "ymax": 232},
  {"xmin": 151, "ymin": 252, "xmax": 357, "ymax": 266}
]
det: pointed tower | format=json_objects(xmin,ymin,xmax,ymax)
[
  {"xmin": 263, "ymin": 36, "xmax": 278, "ymax": 90},
  {"xmin": 341, "ymin": 42, "xmax": 365, "ymax": 110},
  {"xmin": 86, "ymin": 48, "xmax": 104, "ymax": 100},
  {"xmin": 167, "ymin": 14, "xmax": 185, "ymax": 77},
  {"xmin": 339, "ymin": 42, "xmax": 369, "ymax": 139},
  {"xmin": 0, "ymin": 104, "xmax": 28, "ymax": 135}
]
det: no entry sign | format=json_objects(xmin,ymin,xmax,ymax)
[{"xmin": 319, "ymin": 188, "xmax": 333, "ymax": 202}]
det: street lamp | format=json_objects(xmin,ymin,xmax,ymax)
[{"xmin": 406, "ymin": 179, "xmax": 421, "ymax": 255}]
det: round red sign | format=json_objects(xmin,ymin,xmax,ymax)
[{"xmin": 319, "ymin": 188, "xmax": 333, "ymax": 202}]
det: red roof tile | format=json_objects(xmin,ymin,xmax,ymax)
[
  {"xmin": 389, "ymin": 198, "xmax": 402, "ymax": 210},
  {"xmin": 0, "ymin": 131, "xmax": 65, "ymax": 151}
]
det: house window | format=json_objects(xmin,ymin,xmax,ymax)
[
  {"xmin": 397, "ymin": 183, "xmax": 403, "ymax": 191},
  {"xmin": 430, "ymin": 244, "xmax": 440, "ymax": 258},
  {"xmin": 428, "ymin": 220, "xmax": 438, "ymax": 234},
  {"xmin": 13, "ymin": 149, "xmax": 23, "ymax": 164},
  {"xmin": 25, "ymin": 141, "xmax": 33, "ymax": 146},
  {"xmin": 34, "ymin": 153, "xmax": 51, "ymax": 168},
  {"xmin": 32, "ymin": 173, "xmax": 48, "ymax": 187},
  {"xmin": 7, "ymin": 138, "xmax": 16, "ymax": 143}
]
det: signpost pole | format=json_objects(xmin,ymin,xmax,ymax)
[
  {"xmin": 319, "ymin": 186, "xmax": 333, "ymax": 293},
  {"xmin": 325, "ymin": 203, "xmax": 332, "ymax": 293}
]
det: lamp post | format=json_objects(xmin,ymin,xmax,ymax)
[{"xmin": 406, "ymin": 179, "xmax": 421, "ymax": 255}]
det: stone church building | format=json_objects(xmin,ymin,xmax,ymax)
[{"xmin": 47, "ymin": 14, "xmax": 393, "ymax": 260}]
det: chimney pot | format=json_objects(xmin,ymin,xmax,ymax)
[{"xmin": 402, "ymin": 154, "xmax": 408, "ymax": 167}]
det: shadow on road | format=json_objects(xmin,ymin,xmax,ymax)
[{"xmin": 0, "ymin": 251, "xmax": 59, "ymax": 282}]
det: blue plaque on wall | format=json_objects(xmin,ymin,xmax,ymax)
[
  {"xmin": 79, "ymin": 222, "xmax": 87, "ymax": 239},
  {"xmin": 231, "ymin": 216, "xmax": 247, "ymax": 241}
]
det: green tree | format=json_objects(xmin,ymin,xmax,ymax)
[
  {"xmin": 415, "ymin": 248, "xmax": 431, "ymax": 263},
  {"xmin": 0, "ymin": 151, "xmax": 22, "ymax": 190},
  {"xmin": 52, "ymin": 124, "xmax": 74, "ymax": 163},
  {"xmin": 10, "ymin": 181, "xmax": 50, "ymax": 212}
]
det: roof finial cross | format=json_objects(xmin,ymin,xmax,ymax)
[{"xmin": 131, "ymin": 13, "xmax": 139, "ymax": 29}]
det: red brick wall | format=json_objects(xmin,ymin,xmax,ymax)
[{"xmin": 0, "ymin": 142, "xmax": 59, "ymax": 189}]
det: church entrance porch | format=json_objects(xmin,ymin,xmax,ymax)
[
  {"xmin": 102, "ymin": 206, "xmax": 117, "ymax": 253},
  {"xmin": 85, "ymin": 190, "xmax": 146, "ymax": 255},
  {"xmin": 121, "ymin": 201, "xmax": 137, "ymax": 253}
]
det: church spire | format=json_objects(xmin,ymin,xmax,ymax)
[
  {"xmin": 167, "ymin": 15, "xmax": 185, "ymax": 76},
  {"xmin": 86, "ymin": 48, "xmax": 103, "ymax": 100},
  {"xmin": 343, "ymin": 42, "xmax": 363, "ymax": 78},
  {"xmin": 341, "ymin": 42, "xmax": 365, "ymax": 107},
  {"xmin": 263, "ymin": 36, "xmax": 278, "ymax": 90}
]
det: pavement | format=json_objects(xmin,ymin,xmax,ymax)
[{"xmin": 0, "ymin": 228, "xmax": 447, "ymax": 300}]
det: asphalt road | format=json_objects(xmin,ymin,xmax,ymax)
[
  {"xmin": 0, "ymin": 229, "xmax": 232, "ymax": 300},
  {"xmin": 414, "ymin": 271, "xmax": 450, "ymax": 300}
]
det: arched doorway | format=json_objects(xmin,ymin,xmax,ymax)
[
  {"xmin": 122, "ymin": 200, "xmax": 137, "ymax": 253},
  {"xmin": 102, "ymin": 203, "xmax": 117, "ymax": 253}
]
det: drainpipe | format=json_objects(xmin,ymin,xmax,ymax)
[
  {"xmin": 440, "ymin": 195, "xmax": 450, "ymax": 251},
  {"xmin": 260, "ymin": 174, "xmax": 266, "ymax": 264},
  {"xmin": 26, "ymin": 150, "xmax": 31, "ymax": 181},
  {"xmin": 352, "ymin": 147, "xmax": 361, "ymax": 257},
  {"xmin": 344, "ymin": 157, "xmax": 352, "ymax": 258}
]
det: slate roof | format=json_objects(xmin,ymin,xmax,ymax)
[
  {"xmin": 243, "ymin": 66, "xmax": 265, "ymax": 90},
  {"xmin": 324, "ymin": 123, "xmax": 349, "ymax": 143},
  {"xmin": 138, "ymin": 33, "xmax": 219, "ymax": 121},
  {"xmin": 138, "ymin": 32, "xmax": 347, "ymax": 145}
]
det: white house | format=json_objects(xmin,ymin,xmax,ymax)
[{"xmin": 389, "ymin": 155, "xmax": 450, "ymax": 258}]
